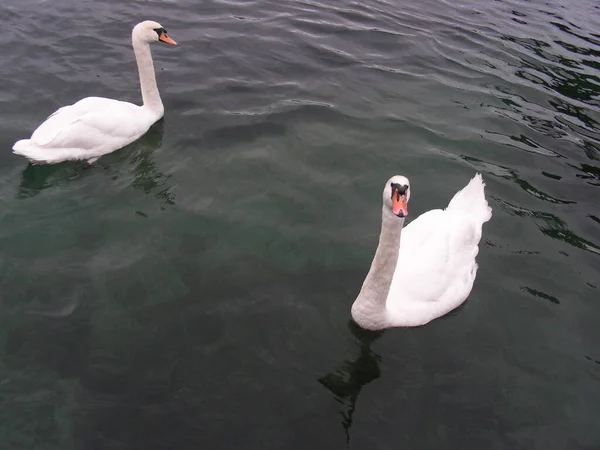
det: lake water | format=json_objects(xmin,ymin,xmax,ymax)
[{"xmin": 0, "ymin": 0, "xmax": 599, "ymax": 448}]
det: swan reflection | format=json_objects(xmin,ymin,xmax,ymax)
[
  {"xmin": 16, "ymin": 119, "xmax": 175, "ymax": 208},
  {"xmin": 123, "ymin": 119, "xmax": 176, "ymax": 208},
  {"xmin": 318, "ymin": 321, "xmax": 384, "ymax": 444}
]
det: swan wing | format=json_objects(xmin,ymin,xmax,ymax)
[
  {"xmin": 397, "ymin": 208, "xmax": 445, "ymax": 255},
  {"xmin": 30, "ymin": 97, "xmax": 126, "ymax": 146},
  {"xmin": 386, "ymin": 210, "xmax": 482, "ymax": 325},
  {"xmin": 30, "ymin": 99, "xmax": 148, "ymax": 151}
]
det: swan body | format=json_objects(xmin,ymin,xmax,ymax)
[
  {"xmin": 12, "ymin": 20, "xmax": 176, "ymax": 165},
  {"xmin": 351, "ymin": 173, "xmax": 492, "ymax": 330}
]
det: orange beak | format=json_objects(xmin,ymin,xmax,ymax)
[
  {"xmin": 392, "ymin": 189, "xmax": 408, "ymax": 217},
  {"xmin": 159, "ymin": 31, "xmax": 177, "ymax": 45}
]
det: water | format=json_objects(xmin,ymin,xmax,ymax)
[{"xmin": 0, "ymin": 0, "xmax": 599, "ymax": 448}]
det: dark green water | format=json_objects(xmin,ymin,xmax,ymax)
[{"xmin": 1, "ymin": 0, "xmax": 599, "ymax": 448}]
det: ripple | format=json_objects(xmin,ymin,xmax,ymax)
[
  {"xmin": 571, "ymin": 162, "xmax": 600, "ymax": 186},
  {"xmin": 521, "ymin": 286, "xmax": 561, "ymax": 304},
  {"xmin": 460, "ymin": 155, "xmax": 576, "ymax": 204},
  {"xmin": 483, "ymin": 129, "xmax": 560, "ymax": 157},
  {"xmin": 497, "ymin": 198, "xmax": 600, "ymax": 255},
  {"xmin": 1, "ymin": 1, "xmax": 600, "ymax": 447}
]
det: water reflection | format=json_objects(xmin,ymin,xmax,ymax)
[
  {"xmin": 550, "ymin": 98, "xmax": 599, "ymax": 132},
  {"xmin": 318, "ymin": 321, "xmax": 384, "ymax": 444},
  {"xmin": 123, "ymin": 120, "xmax": 176, "ymax": 208},
  {"xmin": 521, "ymin": 286, "xmax": 560, "ymax": 304},
  {"xmin": 572, "ymin": 162, "xmax": 600, "ymax": 186},
  {"xmin": 461, "ymin": 155, "xmax": 575, "ymax": 204},
  {"xmin": 15, "ymin": 120, "xmax": 176, "ymax": 207},
  {"xmin": 550, "ymin": 21, "xmax": 600, "ymax": 51},
  {"xmin": 494, "ymin": 13, "xmax": 600, "ymax": 168},
  {"xmin": 498, "ymin": 197, "xmax": 600, "ymax": 255},
  {"xmin": 501, "ymin": 33, "xmax": 600, "ymax": 105},
  {"xmin": 16, "ymin": 159, "xmax": 87, "ymax": 199}
]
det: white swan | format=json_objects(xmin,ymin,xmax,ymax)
[
  {"xmin": 12, "ymin": 20, "xmax": 176, "ymax": 165},
  {"xmin": 351, "ymin": 173, "xmax": 492, "ymax": 330}
]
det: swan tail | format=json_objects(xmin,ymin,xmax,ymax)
[
  {"xmin": 446, "ymin": 173, "xmax": 492, "ymax": 225},
  {"xmin": 12, "ymin": 139, "xmax": 32, "ymax": 154},
  {"xmin": 12, "ymin": 139, "xmax": 52, "ymax": 165},
  {"xmin": 13, "ymin": 139, "xmax": 98, "ymax": 165}
]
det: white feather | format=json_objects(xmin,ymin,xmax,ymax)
[
  {"xmin": 12, "ymin": 20, "xmax": 176, "ymax": 165},
  {"xmin": 352, "ymin": 173, "xmax": 492, "ymax": 329},
  {"xmin": 389, "ymin": 174, "xmax": 491, "ymax": 326}
]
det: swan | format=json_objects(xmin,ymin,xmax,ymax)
[
  {"xmin": 12, "ymin": 20, "xmax": 176, "ymax": 165},
  {"xmin": 351, "ymin": 173, "xmax": 492, "ymax": 330}
]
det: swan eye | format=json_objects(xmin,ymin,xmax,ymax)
[{"xmin": 154, "ymin": 27, "xmax": 166, "ymax": 36}]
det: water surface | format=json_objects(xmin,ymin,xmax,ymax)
[{"xmin": 0, "ymin": 0, "xmax": 599, "ymax": 448}]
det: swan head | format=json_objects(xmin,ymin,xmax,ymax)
[
  {"xmin": 133, "ymin": 20, "xmax": 177, "ymax": 45},
  {"xmin": 383, "ymin": 175, "xmax": 410, "ymax": 218}
]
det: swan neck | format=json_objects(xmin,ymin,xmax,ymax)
[
  {"xmin": 132, "ymin": 37, "xmax": 164, "ymax": 115},
  {"xmin": 352, "ymin": 207, "xmax": 404, "ymax": 329}
]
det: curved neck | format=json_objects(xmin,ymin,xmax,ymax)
[
  {"xmin": 352, "ymin": 207, "xmax": 404, "ymax": 329},
  {"xmin": 132, "ymin": 36, "xmax": 164, "ymax": 115}
]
